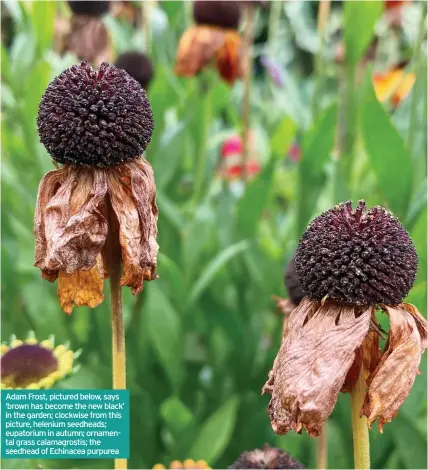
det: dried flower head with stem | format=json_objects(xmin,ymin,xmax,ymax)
[
  {"xmin": 175, "ymin": 0, "xmax": 243, "ymax": 84},
  {"xmin": 262, "ymin": 200, "xmax": 427, "ymax": 470},
  {"xmin": 35, "ymin": 60, "xmax": 158, "ymax": 470},
  {"xmin": 115, "ymin": 51, "xmax": 154, "ymax": 90}
]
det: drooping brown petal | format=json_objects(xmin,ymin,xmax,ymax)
[
  {"xmin": 41, "ymin": 167, "xmax": 108, "ymax": 275},
  {"xmin": 362, "ymin": 303, "xmax": 428, "ymax": 432},
  {"xmin": 174, "ymin": 25, "xmax": 226, "ymax": 78},
  {"xmin": 34, "ymin": 168, "xmax": 67, "ymax": 282},
  {"xmin": 107, "ymin": 159, "xmax": 158, "ymax": 295},
  {"xmin": 262, "ymin": 299, "xmax": 371, "ymax": 436},
  {"xmin": 215, "ymin": 30, "xmax": 242, "ymax": 84},
  {"xmin": 272, "ymin": 295, "xmax": 297, "ymax": 338},
  {"xmin": 58, "ymin": 255, "xmax": 105, "ymax": 315}
]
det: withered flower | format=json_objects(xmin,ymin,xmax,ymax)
[
  {"xmin": 229, "ymin": 445, "xmax": 304, "ymax": 469},
  {"xmin": 35, "ymin": 61, "xmax": 158, "ymax": 314},
  {"xmin": 175, "ymin": 0, "xmax": 243, "ymax": 84},
  {"xmin": 263, "ymin": 201, "xmax": 427, "ymax": 435},
  {"xmin": 115, "ymin": 52, "xmax": 154, "ymax": 90},
  {"xmin": 57, "ymin": 1, "xmax": 112, "ymax": 66}
]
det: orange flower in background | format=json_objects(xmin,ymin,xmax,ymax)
[
  {"xmin": 175, "ymin": 1, "xmax": 243, "ymax": 84},
  {"xmin": 373, "ymin": 66, "xmax": 416, "ymax": 107}
]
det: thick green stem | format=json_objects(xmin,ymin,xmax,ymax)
[
  {"xmin": 241, "ymin": 3, "xmax": 255, "ymax": 182},
  {"xmin": 193, "ymin": 82, "xmax": 211, "ymax": 203},
  {"xmin": 105, "ymin": 197, "xmax": 127, "ymax": 470},
  {"xmin": 351, "ymin": 371, "xmax": 370, "ymax": 470},
  {"xmin": 317, "ymin": 423, "xmax": 328, "ymax": 469}
]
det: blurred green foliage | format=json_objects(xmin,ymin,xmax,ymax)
[{"xmin": 1, "ymin": 1, "xmax": 427, "ymax": 469}]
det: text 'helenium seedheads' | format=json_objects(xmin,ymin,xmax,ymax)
[
  {"xmin": 37, "ymin": 61, "xmax": 154, "ymax": 167},
  {"xmin": 295, "ymin": 200, "xmax": 417, "ymax": 306}
]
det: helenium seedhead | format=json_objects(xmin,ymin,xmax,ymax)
[
  {"xmin": 67, "ymin": 1, "xmax": 110, "ymax": 17},
  {"xmin": 295, "ymin": 200, "xmax": 417, "ymax": 306},
  {"xmin": 193, "ymin": 0, "xmax": 241, "ymax": 30},
  {"xmin": 115, "ymin": 52, "xmax": 154, "ymax": 90},
  {"xmin": 37, "ymin": 61, "xmax": 154, "ymax": 167}
]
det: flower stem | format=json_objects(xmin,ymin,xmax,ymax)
[
  {"xmin": 241, "ymin": 2, "xmax": 255, "ymax": 183},
  {"xmin": 317, "ymin": 423, "xmax": 327, "ymax": 469},
  {"xmin": 312, "ymin": 0, "xmax": 331, "ymax": 120},
  {"xmin": 141, "ymin": 1, "xmax": 152, "ymax": 55},
  {"xmin": 105, "ymin": 196, "xmax": 127, "ymax": 470},
  {"xmin": 351, "ymin": 371, "xmax": 370, "ymax": 470}
]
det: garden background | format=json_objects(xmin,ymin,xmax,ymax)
[{"xmin": 1, "ymin": 0, "xmax": 427, "ymax": 468}]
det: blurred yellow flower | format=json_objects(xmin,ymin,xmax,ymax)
[
  {"xmin": 1, "ymin": 332, "xmax": 80, "ymax": 389},
  {"xmin": 373, "ymin": 67, "xmax": 416, "ymax": 107},
  {"xmin": 153, "ymin": 459, "xmax": 211, "ymax": 469}
]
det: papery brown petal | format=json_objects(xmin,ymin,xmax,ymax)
[
  {"xmin": 175, "ymin": 25, "xmax": 225, "ymax": 78},
  {"xmin": 42, "ymin": 167, "xmax": 108, "ymax": 274},
  {"xmin": 215, "ymin": 30, "xmax": 242, "ymax": 84},
  {"xmin": 262, "ymin": 299, "xmax": 371, "ymax": 436},
  {"xmin": 67, "ymin": 15, "xmax": 112, "ymax": 66},
  {"xmin": 57, "ymin": 256, "xmax": 105, "ymax": 314},
  {"xmin": 107, "ymin": 160, "xmax": 158, "ymax": 295},
  {"xmin": 34, "ymin": 168, "xmax": 66, "ymax": 282},
  {"xmin": 341, "ymin": 346, "xmax": 363, "ymax": 393},
  {"xmin": 362, "ymin": 303, "xmax": 428, "ymax": 432},
  {"xmin": 273, "ymin": 295, "xmax": 297, "ymax": 338}
]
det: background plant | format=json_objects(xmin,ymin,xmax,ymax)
[{"xmin": 1, "ymin": 1, "xmax": 427, "ymax": 469}]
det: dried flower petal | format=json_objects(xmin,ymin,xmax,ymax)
[
  {"xmin": 107, "ymin": 160, "xmax": 158, "ymax": 294},
  {"xmin": 67, "ymin": 16, "xmax": 112, "ymax": 66},
  {"xmin": 175, "ymin": 25, "xmax": 225, "ymax": 78},
  {"xmin": 362, "ymin": 303, "xmax": 428, "ymax": 431},
  {"xmin": 262, "ymin": 299, "xmax": 371, "ymax": 436},
  {"xmin": 35, "ymin": 166, "xmax": 108, "ymax": 277},
  {"xmin": 215, "ymin": 30, "xmax": 242, "ymax": 84},
  {"xmin": 58, "ymin": 256, "xmax": 105, "ymax": 314}
]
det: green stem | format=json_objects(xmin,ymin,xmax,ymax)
[
  {"xmin": 351, "ymin": 371, "xmax": 370, "ymax": 470},
  {"xmin": 105, "ymin": 196, "xmax": 127, "ymax": 470},
  {"xmin": 193, "ymin": 80, "xmax": 212, "ymax": 204},
  {"xmin": 317, "ymin": 423, "xmax": 328, "ymax": 469},
  {"xmin": 312, "ymin": 0, "xmax": 331, "ymax": 120},
  {"xmin": 407, "ymin": 3, "xmax": 427, "ymax": 156}
]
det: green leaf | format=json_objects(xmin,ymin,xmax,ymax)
[
  {"xmin": 237, "ymin": 162, "xmax": 275, "ymax": 238},
  {"xmin": 31, "ymin": 1, "xmax": 55, "ymax": 54},
  {"xmin": 361, "ymin": 75, "xmax": 413, "ymax": 218},
  {"xmin": 160, "ymin": 396, "xmax": 194, "ymax": 435},
  {"xmin": 189, "ymin": 395, "xmax": 239, "ymax": 463},
  {"xmin": 297, "ymin": 104, "xmax": 337, "ymax": 235},
  {"xmin": 146, "ymin": 283, "xmax": 183, "ymax": 390},
  {"xmin": 270, "ymin": 116, "xmax": 297, "ymax": 160},
  {"xmin": 344, "ymin": 1, "xmax": 383, "ymax": 65},
  {"xmin": 392, "ymin": 414, "xmax": 427, "ymax": 469},
  {"xmin": 188, "ymin": 240, "xmax": 249, "ymax": 305}
]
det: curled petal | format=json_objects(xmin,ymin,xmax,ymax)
[
  {"xmin": 175, "ymin": 25, "xmax": 225, "ymax": 78},
  {"xmin": 362, "ymin": 303, "xmax": 428, "ymax": 432},
  {"xmin": 58, "ymin": 256, "xmax": 105, "ymax": 314},
  {"xmin": 41, "ymin": 167, "xmax": 108, "ymax": 274},
  {"xmin": 262, "ymin": 299, "xmax": 371, "ymax": 436},
  {"xmin": 107, "ymin": 160, "xmax": 158, "ymax": 295},
  {"xmin": 215, "ymin": 31, "xmax": 242, "ymax": 84},
  {"xmin": 34, "ymin": 169, "xmax": 66, "ymax": 281}
]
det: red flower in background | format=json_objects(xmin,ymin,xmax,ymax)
[{"xmin": 219, "ymin": 134, "xmax": 261, "ymax": 180}]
